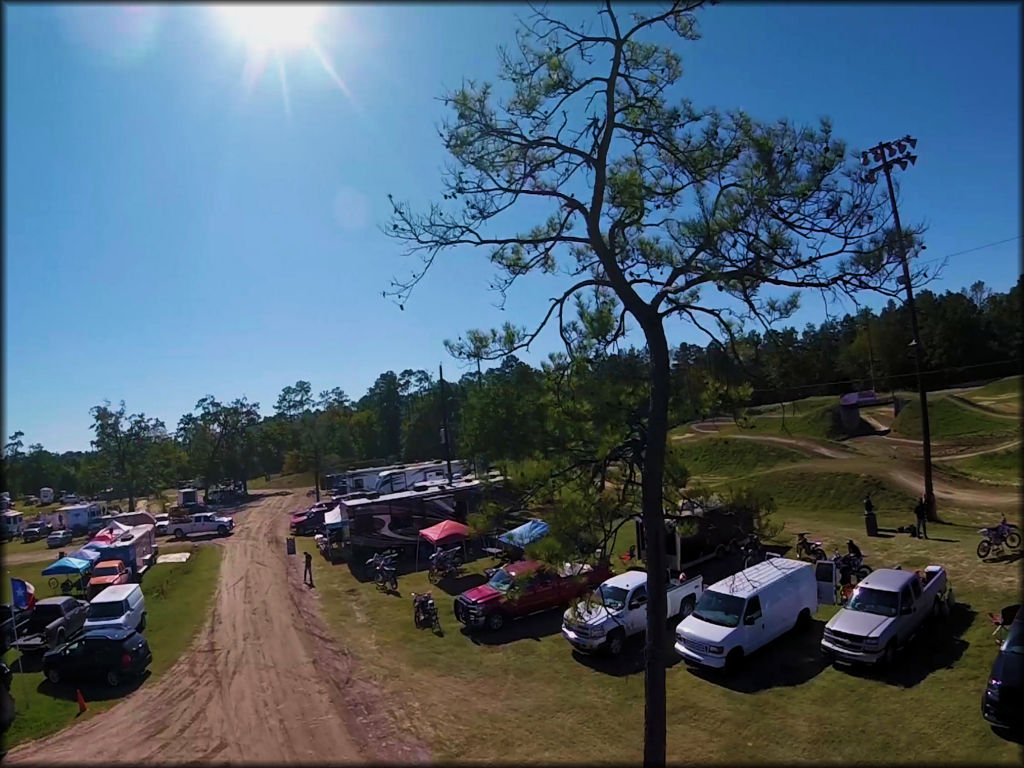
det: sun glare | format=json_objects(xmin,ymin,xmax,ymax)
[{"xmin": 215, "ymin": 5, "xmax": 324, "ymax": 52}]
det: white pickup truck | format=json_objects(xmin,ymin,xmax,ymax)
[
  {"xmin": 562, "ymin": 569, "xmax": 703, "ymax": 656},
  {"xmin": 821, "ymin": 565, "xmax": 954, "ymax": 667},
  {"xmin": 170, "ymin": 512, "xmax": 235, "ymax": 540}
]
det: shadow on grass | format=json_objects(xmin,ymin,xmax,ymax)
[
  {"xmin": 170, "ymin": 531, "xmax": 233, "ymax": 544},
  {"xmin": 461, "ymin": 607, "xmax": 564, "ymax": 646},
  {"xmin": 572, "ymin": 627, "xmax": 685, "ymax": 678},
  {"xmin": 432, "ymin": 572, "xmax": 486, "ymax": 597},
  {"xmin": 983, "ymin": 552, "xmax": 1023, "ymax": 565},
  {"xmin": 36, "ymin": 669, "xmax": 151, "ymax": 703},
  {"xmin": 685, "ymin": 619, "xmax": 830, "ymax": 693},
  {"xmin": 837, "ymin": 603, "xmax": 975, "ymax": 688}
]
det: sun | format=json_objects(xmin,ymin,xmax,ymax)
[{"xmin": 214, "ymin": 5, "xmax": 325, "ymax": 53}]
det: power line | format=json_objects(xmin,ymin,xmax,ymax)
[{"xmin": 918, "ymin": 235, "xmax": 1022, "ymax": 267}]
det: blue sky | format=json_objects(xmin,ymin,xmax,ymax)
[{"xmin": 4, "ymin": 3, "xmax": 1020, "ymax": 453}]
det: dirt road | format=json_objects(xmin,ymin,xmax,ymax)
[
  {"xmin": 6, "ymin": 491, "xmax": 426, "ymax": 765},
  {"xmin": 687, "ymin": 420, "xmax": 855, "ymax": 460}
]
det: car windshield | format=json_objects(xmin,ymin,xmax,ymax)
[
  {"xmin": 692, "ymin": 591, "xmax": 745, "ymax": 628},
  {"xmin": 846, "ymin": 586, "xmax": 899, "ymax": 617},
  {"xmin": 487, "ymin": 569, "xmax": 516, "ymax": 593},
  {"xmin": 595, "ymin": 585, "xmax": 629, "ymax": 611},
  {"xmin": 88, "ymin": 602, "xmax": 126, "ymax": 620},
  {"xmin": 93, "ymin": 566, "xmax": 121, "ymax": 577}
]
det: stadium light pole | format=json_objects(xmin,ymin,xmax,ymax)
[{"xmin": 862, "ymin": 136, "xmax": 935, "ymax": 520}]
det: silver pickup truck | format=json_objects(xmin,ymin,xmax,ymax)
[{"xmin": 821, "ymin": 565, "xmax": 954, "ymax": 667}]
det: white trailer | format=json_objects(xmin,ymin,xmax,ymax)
[
  {"xmin": 39, "ymin": 487, "xmax": 55, "ymax": 505},
  {"xmin": 58, "ymin": 503, "xmax": 104, "ymax": 534}
]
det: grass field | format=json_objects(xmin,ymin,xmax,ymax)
[
  {"xmin": 893, "ymin": 396, "xmax": 1021, "ymax": 441},
  {"xmin": 943, "ymin": 447, "xmax": 1023, "ymax": 487},
  {"xmin": 741, "ymin": 404, "xmax": 841, "ymax": 441},
  {"xmin": 247, "ymin": 471, "xmax": 315, "ymax": 490},
  {"xmin": 2, "ymin": 546, "xmax": 222, "ymax": 748},
  {"xmin": 965, "ymin": 375, "xmax": 1022, "ymax": 400},
  {"xmin": 670, "ymin": 438, "xmax": 805, "ymax": 479}
]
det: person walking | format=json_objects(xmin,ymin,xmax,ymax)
[
  {"xmin": 303, "ymin": 551, "xmax": 314, "ymax": 587},
  {"xmin": 914, "ymin": 496, "xmax": 928, "ymax": 539}
]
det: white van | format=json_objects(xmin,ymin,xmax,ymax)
[
  {"xmin": 84, "ymin": 584, "xmax": 147, "ymax": 633},
  {"xmin": 674, "ymin": 557, "xmax": 818, "ymax": 672}
]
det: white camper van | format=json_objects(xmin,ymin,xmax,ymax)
[
  {"xmin": 1, "ymin": 511, "xmax": 25, "ymax": 541},
  {"xmin": 674, "ymin": 557, "xmax": 818, "ymax": 672},
  {"xmin": 84, "ymin": 583, "xmax": 147, "ymax": 633},
  {"xmin": 39, "ymin": 487, "xmax": 55, "ymax": 505}
]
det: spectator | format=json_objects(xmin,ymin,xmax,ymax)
[{"xmin": 914, "ymin": 496, "xmax": 928, "ymax": 539}]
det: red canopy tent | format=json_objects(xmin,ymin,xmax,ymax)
[{"xmin": 416, "ymin": 520, "xmax": 469, "ymax": 571}]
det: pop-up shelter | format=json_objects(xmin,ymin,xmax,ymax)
[
  {"xmin": 416, "ymin": 520, "xmax": 469, "ymax": 571},
  {"xmin": 41, "ymin": 556, "xmax": 92, "ymax": 595},
  {"xmin": 498, "ymin": 519, "xmax": 549, "ymax": 550}
]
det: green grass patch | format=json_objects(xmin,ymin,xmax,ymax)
[
  {"xmin": 893, "ymin": 397, "xmax": 1021, "ymax": 441},
  {"xmin": 248, "ymin": 472, "xmax": 314, "ymax": 490},
  {"xmin": 966, "ymin": 375, "xmax": 1022, "ymax": 399},
  {"xmin": 672, "ymin": 437, "xmax": 805, "ymax": 478},
  {"xmin": 2, "ymin": 546, "xmax": 222, "ymax": 748},
  {"xmin": 742, "ymin": 404, "xmax": 841, "ymax": 441},
  {"xmin": 943, "ymin": 447, "xmax": 1023, "ymax": 487}
]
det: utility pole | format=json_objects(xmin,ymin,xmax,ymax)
[
  {"xmin": 862, "ymin": 309, "xmax": 877, "ymax": 392},
  {"xmin": 862, "ymin": 135, "xmax": 935, "ymax": 521},
  {"xmin": 439, "ymin": 364, "xmax": 453, "ymax": 481}
]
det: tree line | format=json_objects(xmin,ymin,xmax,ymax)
[{"xmin": 3, "ymin": 276, "xmax": 1017, "ymax": 505}]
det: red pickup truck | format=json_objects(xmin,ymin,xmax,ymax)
[{"xmin": 454, "ymin": 559, "xmax": 610, "ymax": 632}]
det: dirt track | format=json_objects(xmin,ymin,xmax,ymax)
[{"xmin": 6, "ymin": 491, "xmax": 427, "ymax": 765}]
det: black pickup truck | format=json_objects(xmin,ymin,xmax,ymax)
[{"xmin": 12, "ymin": 596, "xmax": 88, "ymax": 653}]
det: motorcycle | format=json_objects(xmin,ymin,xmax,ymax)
[
  {"xmin": 977, "ymin": 518, "xmax": 1022, "ymax": 559},
  {"xmin": 412, "ymin": 591, "xmax": 441, "ymax": 631},
  {"xmin": 366, "ymin": 550, "xmax": 399, "ymax": 592},
  {"xmin": 830, "ymin": 549, "xmax": 872, "ymax": 584},
  {"xmin": 738, "ymin": 533, "xmax": 766, "ymax": 568},
  {"xmin": 795, "ymin": 532, "xmax": 827, "ymax": 562},
  {"xmin": 428, "ymin": 546, "xmax": 464, "ymax": 584}
]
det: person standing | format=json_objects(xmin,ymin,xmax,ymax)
[
  {"xmin": 303, "ymin": 551, "xmax": 314, "ymax": 587},
  {"xmin": 863, "ymin": 495, "xmax": 874, "ymax": 515},
  {"xmin": 914, "ymin": 496, "xmax": 928, "ymax": 539}
]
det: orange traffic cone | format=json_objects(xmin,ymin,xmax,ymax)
[{"xmin": 76, "ymin": 689, "xmax": 87, "ymax": 714}]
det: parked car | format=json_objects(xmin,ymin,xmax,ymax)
[
  {"xmin": 455, "ymin": 560, "xmax": 610, "ymax": 632},
  {"xmin": 675, "ymin": 558, "xmax": 819, "ymax": 672},
  {"xmin": 153, "ymin": 513, "xmax": 170, "ymax": 536},
  {"xmin": 12, "ymin": 596, "xmax": 88, "ymax": 653},
  {"xmin": 289, "ymin": 508, "xmax": 326, "ymax": 536},
  {"xmin": 62, "ymin": 494, "xmax": 78, "ymax": 505},
  {"xmin": 563, "ymin": 569, "xmax": 703, "ymax": 655},
  {"xmin": 86, "ymin": 560, "xmax": 131, "ymax": 599},
  {"xmin": 821, "ymin": 565, "xmax": 953, "ymax": 667},
  {"xmin": 85, "ymin": 584, "xmax": 147, "ymax": 633},
  {"xmin": 47, "ymin": 529, "xmax": 74, "ymax": 549},
  {"xmin": 982, "ymin": 606, "xmax": 1022, "ymax": 731},
  {"xmin": 22, "ymin": 521, "xmax": 53, "ymax": 543},
  {"xmin": 42, "ymin": 627, "xmax": 152, "ymax": 687},
  {"xmin": 170, "ymin": 512, "xmax": 234, "ymax": 539}
]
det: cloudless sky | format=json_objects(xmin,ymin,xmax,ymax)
[{"xmin": 4, "ymin": 2, "xmax": 1020, "ymax": 453}]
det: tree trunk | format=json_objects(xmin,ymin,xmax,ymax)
[{"xmin": 640, "ymin": 319, "xmax": 670, "ymax": 768}]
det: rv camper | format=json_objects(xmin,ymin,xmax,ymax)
[
  {"xmin": 39, "ymin": 487, "xmax": 55, "ymax": 505},
  {"xmin": 1, "ymin": 511, "xmax": 24, "ymax": 541},
  {"xmin": 60, "ymin": 503, "xmax": 105, "ymax": 536},
  {"xmin": 101, "ymin": 524, "xmax": 157, "ymax": 580}
]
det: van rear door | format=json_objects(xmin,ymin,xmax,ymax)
[{"xmin": 815, "ymin": 560, "xmax": 838, "ymax": 605}]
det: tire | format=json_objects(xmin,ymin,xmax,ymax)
[
  {"xmin": 217, "ymin": 525, "xmax": 228, "ymax": 536},
  {"xmin": 607, "ymin": 629, "xmax": 626, "ymax": 657},
  {"xmin": 812, "ymin": 547, "xmax": 827, "ymax": 562},
  {"xmin": 388, "ymin": 575, "xmax": 398, "ymax": 592},
  {"xmin": 724, "ymin": 648, "xmax": 744, "ymax": 675},
  {"xmin": 428, "ymin": 568, "xmax": 441, "ymax": 585},
  {"xmin": 55, "ymin": 628, "xmax": 65, "ymax": 646},
  {"xmin": 679, "ymin": 595, "xmax": 696, "ymax": 619},
  {"xmin": 1006, "ymin": 531, "xmax": 1021, "ymax": 549},
  {"xmin": 138, "ymin": 614, "xmax": 147, "ymax": 632},
  {"xmin": 174, "ymin": 529, "xmax": 185, "ymax": 540},
  {"xmin": 882, "ymin": 640, "xmax": 897, "ymax": 667},
  {"xmin": 106, "ymin": 669, "xmax": 121, "ymax": 687},
  {"xmin": 486, "ymin": 612, "xmax": 505, "ymax": 632},
  {"xmin": 795, "ymin": 607, "xmax": 811, "ymax": 632},
  {"xmin": 714, "ymin": 544, "xmax": 727, "ymax": 559},
  {"xmin": 46, "ymin": 668, "xmax": 61, "ymax": 684},
  {"xmin": 855, "ymin": 566, "xmax": 872, "ymax": 581},
  {"xmin": 977, "ymin": 540, "xmax": 992, "ymax": 559}
]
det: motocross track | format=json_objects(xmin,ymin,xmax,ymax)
[{"xmin": 5, "ymin": 491, "xmax": 428, "ymax": 766}]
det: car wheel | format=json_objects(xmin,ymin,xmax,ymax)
[
  {"xmin": 882, "ymin": 640, "xmax": 897, "ymax": 667},
  {"xmin": 607, "ymin": 629, "xmax": 626, "ymax": 656},
  {"xmin": 724, "ymin": 648, "xmax": 744, "ymax": 675},
  {"xmin": 46, "ymin": 668, "xmax": 61, "ymax": 684},
  {"xmin": 795, "ymin": 607, "xmax": 811, "ymax": 632},
  {"xmin": 486, "ymin": 612, "xmax": 505, "ymax": 632},
  {"xmin": 217, "ymin": 525, "xmax": 228, "ymax": 536},
  {"xmin": 174, "ymin": 529, "xmax": 185, "ymax": 540},
  {"xmin": 55, "ymin": 628, "xmax": 65, "ymax": 646},
  {"xmin": 679, "ymin": 595, "xmax": 696, "ymax": 619},
  {"xmin": 138, "ymin": 614, "xmax": 147, "ymax": 632},
  {"xmin": 106, "ymin": 669, "xmax": 121, "ymax": 687}
]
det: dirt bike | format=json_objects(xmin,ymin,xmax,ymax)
[
  {"xmin": 366, "ymin": 551, "xmax": 399, "ymax": 591},
  {"xmin": 795, "ymin": 532, "xmax": 826, "ymax": 561},
  {"xmin": 738, "ymin": 533, "xmax": 767, "ymax": 568},
  {"xmin": 428, "ymin": 546, "xmax": 464, "ymax": 584},
  {"xmin": 830, "ymin": 549, "xmax": 871, "ymax": 584},
  {"xmin": 412, "ymin": 591, "xmax": 440, "ymax": 631},
  {"xmin": 977, "ymin": 519, "xmax": 1021, "ymax": 559}
]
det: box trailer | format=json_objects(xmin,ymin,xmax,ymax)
[{"xmin": 101, "ymin": 524, "xmax": 157, "ymax": 581}]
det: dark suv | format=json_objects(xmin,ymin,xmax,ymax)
[
  {"xmin": 42, "ymin": 627, "xmax": 152, "ymax": 687},
  {"xmin": 983, "ymin": 605, "xmax": 1022, "ymax": 732},
  {"xmin": 22, "ymin": 521, "xmax": 53, "ymax": 543}
]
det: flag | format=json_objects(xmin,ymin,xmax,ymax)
[{"xmin": 11, "ymin": 577, "xmax": 36, "ymax": 610}]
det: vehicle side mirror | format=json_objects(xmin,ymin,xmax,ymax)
[
  {"xmin": 744, "ymin": 614, "xmax": 758, "ymax": 625},
  {"xmin": 901, "ymin": 604, "xmax": 913, "ymax": 615}
]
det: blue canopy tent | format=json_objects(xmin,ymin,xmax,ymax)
[
  {"xmin": 68, "ymin": 548, "xmax": 101, "ymax": 564},
  {"xmin": 41, "ymin": 556, "xmax": 92, "ymax": 596},
  {"xmin": 499, "ymin": 519, "xmax": 550, "ymax": 549}
]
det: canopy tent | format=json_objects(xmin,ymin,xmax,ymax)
[
  {"xmin": 83, "ymin": 539, "xmax": 109, "ymax": 552},
  {"xmin": 41, "ymin": 557, "xmax": 92, "ymax": 576},
  {"xmin": 416, "ymin": 520, "xmax": 469, "ymax": 572},
  {"xmin": 499, "ymin": 519, "xmax": 549, "ymax": 549},
  {"xmin": 67, "ymin": 547, "xmax": 101, "ymax": 564}
]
